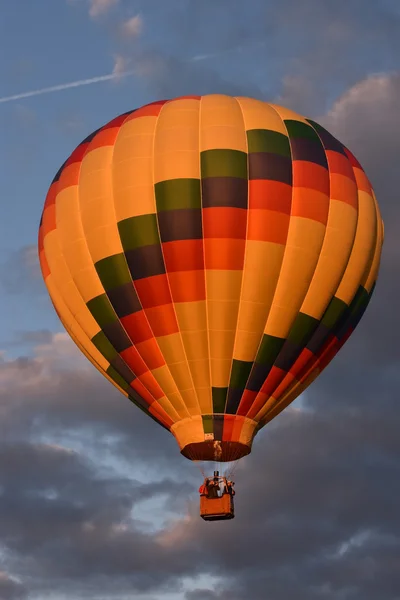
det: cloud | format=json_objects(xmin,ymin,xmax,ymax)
[
  {"xmin": 89, "ymin": 0, "xmax": 119, "ymax": 19},
  {"xmin": 120, "ymin": 14, "xmax": 143, "ymax": 38},
  {"xmin": 0, "ymin": 573, "xmax": 27, "ymax": 600},
  {"xmin": 0, "ymin": 246, "xmax": 42, "ymax": 295},
  {"xmin": 111, "ymin": 54, "xmax": 132, "ymax": 81}
]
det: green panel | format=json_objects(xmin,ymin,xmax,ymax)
[
  {"xmin": 202, "ymin": 414, "xmax": 214, "ymax": 434},
  {"xmin": 212, "ymin": 387, "xmax": 228, "ymax": 413},
  {"xmin": 322, "ymin": 296, "xmax": 348, "ymax": 329},
  {"xmin": 87, "ymin": 294, "xmax": 117, "ymax": 327},
  {"xmin": 247, "ymin": 129, "xmax": 291, "ymax": 157},
  {"xmin": 201, "ymin": 149, "xmax": 248, "ymax": 179},
  {"xmin": 155, "ymin": 179, "xmax": 201, "ymax": 211},
  {"xmin": 256, "ymin": 334, "xmax": 285, "ymax": 365},
  {"xmin": 229, "ymin": 360, "xmax": 253, "ymax": 389},
  {"xmin": 91, "ymin": 331, "xmax": 117, "ymax": 362},
  {"xmin": 348, "ymin": 286, "xmax": 369, "ymax": 321},
  {"xmin": 118, "ymin": 214, "xmax": 160, "ymax": 251},
  {"xmin": 106, "ymin": 365, "xmax": 131, "ymax": 392},
  {"xmin": 288, "ymin": 312, "xmax": 319, "ymax": 346},
  {"xmin": 284, "ymin": 120, "xmax": 319, "ymax": 140},
  {"xmin": 95, "ymin": 253, "xmax": 132, "ymax": 290}
]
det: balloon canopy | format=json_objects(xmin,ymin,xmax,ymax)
[{"xmin": 38, "ymin": 95, "xmax": 383, "ymax": 462}]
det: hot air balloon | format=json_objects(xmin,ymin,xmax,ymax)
[{"xmin": 38, "ymin": 95, "xmax": 383, "ymax": 521}]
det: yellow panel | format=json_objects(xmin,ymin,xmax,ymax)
[
  {"xmin": 266, "ymin": 217, "xmax": 326, "ymax": 338},
  {"xmin": 301, "ymin": 200, "xmax": 358, "ymax": 318},
  {"xmin": 209, "ymin": 329, "xmax": 236, "ymax": 360},
  {"xmin": 73, "ymin": 307, "xmax": 102, "ymax": 339},
  {"xmin": 268, "ymin": 103, "xmax": 310, "ymax": 124},
  {"xmin": 119, "ymin": 115, "xmax": 159, "ymax": 136},
  {"xmin": 168, "ymin": 362, "xmax": 195, "ymax": 392},
  {"xmin": 115, "ymin": 185, "xmax": 155, "ymax": 221},
  {"xmin": 57, "ymin": 187, "xmax": 84, "ymax": 244},
  {"xmin": 180, "ymin": 388, "xmax": 201, "ymax": 415},
  {"xmin": 113, "ymin": 156, "xmax": 153, "ymax": 190},
  {"xmin": 200, "ymin": 95, "xmax": 247, "ymax": 151},
  {"xmin": 154, "ymin": 151, "xmax": 200, "ymax": 181},
  {"xmin": 171, "ymin": 416, "xmax": 204, "ymax": 449},
  {"xmin": 210, "ymin": 358, "xmax": 232, "ymax": 388},
  {"xmin": 336, "ymin": 191, "xmax": 377, "ymax": 304},
  {"xmin": 233, "ymin": 240, "xmax": 285, "ymax": 361},
  {"xmin": 208, "ymin": 300, "xmax": 240, "ymax": 331},
  {"xmin": 79, "ymin": 147, "xmax": 113, "ymax": 195},
  {"xmin": 195, "ymin": 387, "xmax": 213, "ymax": 413},
  {"xmin": 201, "ymin": 127, "xmax": 247, "ymax": 152},
  {"xmin": 206, "ymin": 270, "xmax": 243, "ymax": 301},
  {"xmin": 79, "ymin": 144, "xmax": 124, "ymax": 263},
  {"xmin": 112, "ymin": 117, "xmax": 158, "ymax": 222},
  {"xmin": 114, "ymin": 133, "xmax": 153, "ymax": 159},
  {"xmin": 240, "ymin": 241, "xmax": 285, "ymax": 303},
  {"xmin": 174, "ymin": 301, "xmax": 207, "ymax": 332},
  {"xmin": 45, "ymin": 244, "xmax": 104, "ymax": 362},
  {"xmin": 150, "ymin": 365, "xmax": 180, "ymax": 395},
  {"xmin": 234, "ymin": 302, "xmax": 271, "ymax": 362},
  {"xmin": 56, "ymin": 186, "xmax": 105, "ymax": 302},
  {"xmin": 71, "ymin": 267, "xmax": 103, "ymax": 303},
  {"xmin": 157, "ymin": 98, "xmax": 200, "ymax": 126},
  {"xmin": 234, "ymin": 329, "xmax": 266, "ymax": 362},
  {"xmin": 84, "ymin": 224, "xmax": 122, "ymax": 263},
  {"xmin": 154, "ymin": 100, "xmax": 200, "ymax": 184},
  {"xmin": 156, "ymin": 392, "xmax": 184, "ymax": 421},
  {"xmin": 188, "ymin": 359, "xmax": 211, "ymax": 388},
  {"xmin": 235, "ymin": 97, "xmax": 288, "ymax": 134},
  {"xmin": 155, "ymin": 127, "xmax": 199, "ymax": 154},
  {"xmin": 156, "ymin": 332, "xmax": 187, "ymax": 364},
  {"xmin": 45, "ymin": 232, "xmax": 94, "ymax": 322},
  {"xmin": 181, "ymin": 331, "xmax": 209, "ymax": 360}
]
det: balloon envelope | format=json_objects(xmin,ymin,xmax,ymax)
[{"xmin": 38, "ymin": 95, "xmax": 383, "ymax": 462}]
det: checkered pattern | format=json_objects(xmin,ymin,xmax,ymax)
[{"xmin": 38, "ymin": 96, "xmax": 383, "ymax": 461}]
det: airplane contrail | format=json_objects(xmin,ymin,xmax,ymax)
[
  {"xmin": 0, "ymin": 70, "xmax": 134, "ymax": 104},
  {"xmin": 0, "ymin": 43, "xmax": 264, "ymax": 105}
]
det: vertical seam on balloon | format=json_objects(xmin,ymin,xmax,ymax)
[
  {"xmin": 151, "ymin": 100, "xmax": 201, "ymax": 420},
  {"xmin": 222, "ymin": 96, "xmax": 250, "ymax": 419},
  {"xmin": 241, "ymin": 103, "xmax": 294, "ymax": 420},
  {"xmin": 199, "ymin": 95, "xmax": 214, "ymax": 421}
]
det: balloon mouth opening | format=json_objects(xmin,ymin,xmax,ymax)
[{"xmin": 180, "ymin": 440, "xmax": 251, "ymax": 462}]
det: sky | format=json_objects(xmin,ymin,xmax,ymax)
[{"xmin": 0, "ymin": 0, "xmax": 400, "ymax": 598}]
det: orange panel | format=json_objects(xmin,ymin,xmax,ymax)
[
  {"xmin": 291, "ymin": 188, "xmax": 330, "ymax": 224},
  {"xmin": 167, "ymin": 270, "xmax": 206, "ymax": 302},
  {"xmin": 247, "ymin": 209, "xmax": 289, "ymax": 244},
  {"xmin": 204, "ymin": 239, "xmax": 245, "ymax": 270}
]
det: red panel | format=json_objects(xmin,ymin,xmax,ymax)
[
  {"xmin": 248, "ymin": 180, "xmax": 292, "ymax": 213},
  {"xmin": 135, "ymin": 274, "xmax": 173, "ymax": 309},
  {"xmin": 162, "ymin": 239, "xmax": 204, "ymax": 272}
]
